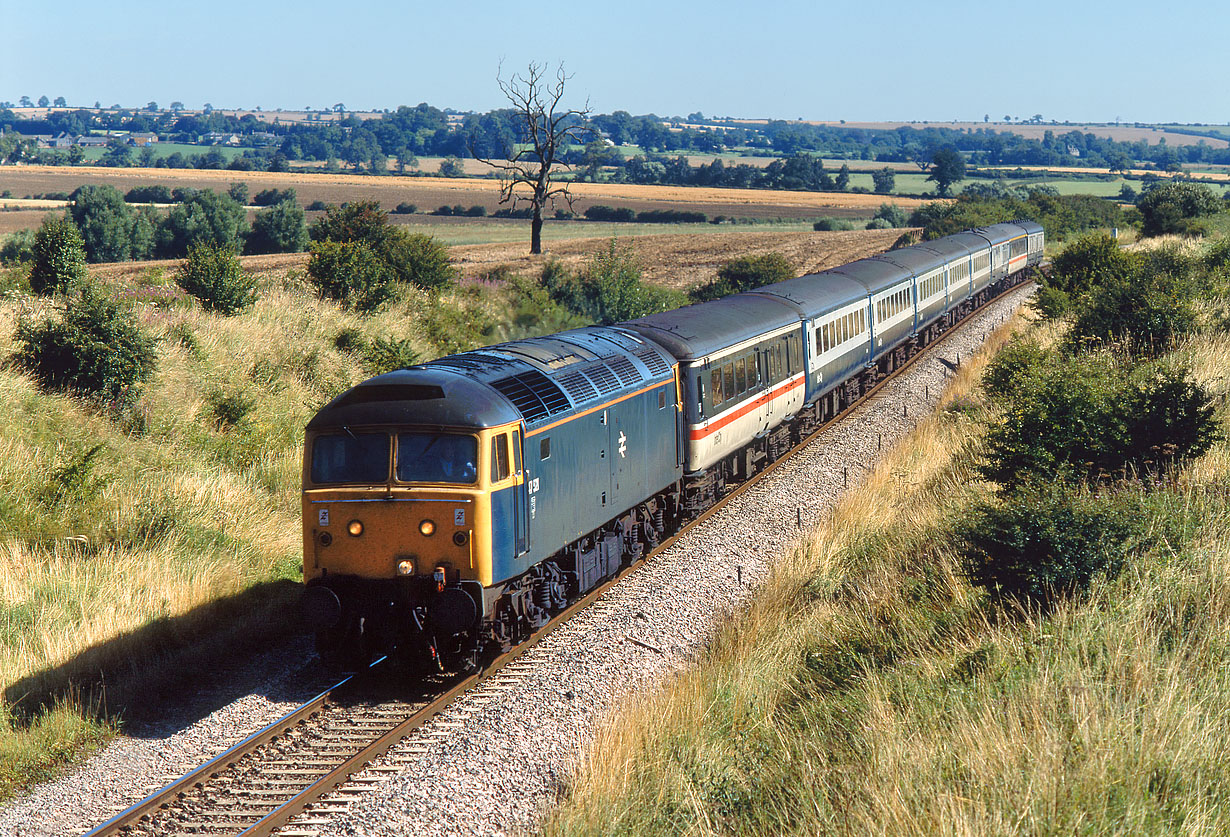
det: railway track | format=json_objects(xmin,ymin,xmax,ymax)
[{"xmin": 83, "ymin": 272, "xmax": 1037, "ymax": 837}]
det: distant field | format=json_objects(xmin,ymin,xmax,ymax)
[
  {"xmin": 728, "ymin": 119, "xmax": 1230, "ymax": 149},
  {"xmin": 0, "ymin": 165, "xmax": 936, "ymax": 238}
]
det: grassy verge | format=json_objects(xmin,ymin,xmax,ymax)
[{"xmin": 546, "ymin": 298, "xmax": 1230, "ymax": 834}]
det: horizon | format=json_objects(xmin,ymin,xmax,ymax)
[{"xmin": 6, "ymin": 0, "xmax": 1228, "ymax": 125}]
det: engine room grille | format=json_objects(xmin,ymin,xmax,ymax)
[
  {"xmin": 608, "ymin": 356, "xmax": 640, "ymax": 387},
  {"xmin": 582, "ymin": 364, "xmax": 620, "ymax": 396},
  {"xmin": 556, "ymin": 370, "xmax": 599, "ymax": 405},
  {"xmin": 636, "ymin": 349, "xmax": 671, "ymax": 378},
  {"xmin": 490, "ymin": 370, "xmax": 570, "ymax": 423}
]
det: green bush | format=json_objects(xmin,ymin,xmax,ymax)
[
  {"xmin": 306, "ymin": 240, "xmax": 394, "ymax": 312},
  {"xmin": 0, "ymin": 229, "xmax": 36, "ymax": 265},
  {"xmin": 689, "ymin": 253, "xmax": 796, "ymax": 303},
  {"xmin": 362, "ymin": 335, "xmax": 420, "ymax": 375},
  {"xmin": 28, "ymin": 216, "xmax": 87, "ymax": 295},
  {"xmin": 1049, "ymin": 233, "xmax": 1137, "ymax": 296},
  {"xmin": 813, "ymin": 217, "xmax": 855, "ymax": 232},
  {"xmin": 13, "ymin": 282, "xmax": 157, "ymax": 404},
  {"xmin": 68, "ymin": 184, "xmax": 155, "ymax": 262},
  {"xmin": 979, "ymin": 350, "xmax": 1219, "ymax": 488},
  {"xmin": 1068, "ymin": 266, "xmax": 1196, "ymax": 353},
  {"xmin": 540, "ymin": 242, "xmax": 685, "ymax": 325},
  {"xmin": 1137, "ymin": 181, "xmax": 1222, "ymax": 237},
  {"xmin": 871, "ymin": 203, "xmax": 908, "ymax": 228},
  {"xmin": 175, "ymin": 243, "xmax": 257, "ymax": 315},
  {"xmin": 308, "ymin": 200, "xmax": 454, "ymax": 290},
  {"xmin": 958, "ymin": 482, "xmax": 1144, "ymax": 608},
  {"xmin": 245, "ymin": 199, "xmax": 308, "ymax": 255}
]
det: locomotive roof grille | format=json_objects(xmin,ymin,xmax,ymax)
[
  {"xmin": 556, "ymin": 370, "xmax": 600, "ymax": 404},
  {"xmin": 636, "ymin": 349, "xmax": 671, "ymax": 377},
  {"xmin": 583, "ymin": 364, "xmax": 621, "ymax": 396},
  {"xmin": 608, "ymin": 356, "xmax": 640, "ymax": 387},
  {"xmin": 489, "ymin": 370, "xmax": 571, "ymax": 423}
]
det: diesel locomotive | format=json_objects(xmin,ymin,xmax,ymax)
[{"xmin": 300, "ymin": 221, "xmax": 1044, "ymax": 671}]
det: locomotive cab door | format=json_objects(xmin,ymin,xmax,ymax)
[{"xmin": 511, "ymin": 429, "xmax": 529, "ymax": 556}]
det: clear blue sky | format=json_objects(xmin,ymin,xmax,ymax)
[{"xmin": 4, "ymin": 0, "xmax": 1226, "ymax": 124}]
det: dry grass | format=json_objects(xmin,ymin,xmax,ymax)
[{"xmin": 547, "ymin": 301, "xmax": 1230, "ymax": 835}]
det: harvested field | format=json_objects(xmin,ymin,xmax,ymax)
[
  {"xmin": 84, "ymin": 228, "xmax": 906, "ymax": 292},
  {"xmin": 0, "ymin": 166, "xmax": 930, "ymax": 236}
]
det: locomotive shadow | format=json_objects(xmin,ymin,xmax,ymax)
[{"xmin": 3, "ymin": 579, "xmax": 323, "ymax": 737}]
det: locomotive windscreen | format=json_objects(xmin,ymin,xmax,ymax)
[
  {"xmin": 395, "ymin": 433, "xmax": 478, "ymax": 484},
  {"xmin": 311, "ymin": 433, "xmax": 390, "ymax": 484}
]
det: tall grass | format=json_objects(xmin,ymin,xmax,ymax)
[
  {"xmin": 0, "ymin": 257, "xmax": 566, "ymax": 799},
  {"xmin": 547, "ymin": 305, "xmax": 1230, "ymax": 835}
]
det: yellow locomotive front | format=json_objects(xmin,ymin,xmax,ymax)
[{"xmin": 300, "ymin": 370, "xmax": 524, "ymax": 671}]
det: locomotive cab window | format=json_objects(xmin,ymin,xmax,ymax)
[
  {"xmin": 540, "ymin": 437, "xmax": 550, "ymax": 460},
  {"xmin": 311, "ymin": 432, "xmax": 389, "ymax": 485},
  {"xmin": 396, "ymin": 433, "xmax": 477, "ymax": 484},
  {"xmin": 491, "ymin": 433, "xmax": 510, "ymax": 482}
]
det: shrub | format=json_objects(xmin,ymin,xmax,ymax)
[
  {"xmin": 309, "ymin": 200, "xmax": 454, "ymax": 290},
  {"xmin": 393, "ymin": 203, "xmax": 417, "ymax": 214},
  {"xmin": 635, "ymin": 209, "xmax": 707, "ymax": 224},
  {"xmin": 980, "ymin": 350, "xmax": 1219, "ymax": 488},
  {"xmin": 252, "ymin": 187, "xmax": 295, "ymax": 207},
  {"xmin": 584, "ymin": 205, "xmax": 636, "ymax": 222},
  {"xmin": 362, "ymin": 335, "xmax": 420, "ymax": 375},
  {"xmin": 1068, "ymin": 266, "xmax": 1196, "ymax": 353},
  {"xmin": 175, "ymin": 243, "xmax": 257, "ymax": 315},
  {"xmin": 245, "ymin": 199, "xmax": 308, "ymax": 255},
  {"xmin": 865, "ymin": 218, "xmax": 894, "ymax": 230},
  {"xmin": 13, "ymin": 282, "xmax": 157, "ymax": 403},
  {"xmin": 123, "ymin": 185, "xmax": 173, "ymax": 204},
  {"xmin": 68, "ymin": 184, "xmax": 151, "ymax": 262},
  {"xmin": 0, "ymin": 229, "xmax": 36, "ymax": 264},
  {"xmin": 689, "ymin": 253, "xmax": 796, "ymax": 303},
  {"xmin": 1049, "ymin": 232, "xmax": 1137, "ymax": 295},
  {"xmin": 871, "ymin": 202, "xmax": 908, "ymax": 228},
  {"xmin": 813, "ymin": 217, "xmax": 855, "ymax": 231},
  {"xmin": 306, "ymin": 200, "xmax": 328, "ymax": 211},
  {"xmin": 206, "ymin": 389, "xmax": 256, "ymax": 428},
  {"xmin": 871, "ymin": 167, "xmax": 895, "ymax": 194},
  {"xmin": 1137, "ymin": 181, "xmax": 1222, "ymax": 237},
  {"xmin": 306, "ymin": 240, "xmax": 394, "ymax": 312},
  {"xmin": 28, "ymin": 216, "xmax": 87, "ymax": 295},
  {"xmin": 464, "ymin": 205, "xmax": 487, "ymax": 217},
  {"xmin": 227, "ymin": 182, "xmax": 250, "ymax": 205},
  {"xmin": 581, "ymin": 240, "xmax": 685, "ymax": 325},
  {"xmin": 958, "ymin": 483, "xmax": 1143, "ymax": 608}
]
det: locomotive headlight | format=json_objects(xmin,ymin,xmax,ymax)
[
  {"xmin": 397, "ymin": 559, "xmax": 415, "ymax": 576},
  {"xmin": 419, "ymin": 519, "xmax": 436, "ymax": 537},
  {"xmin": 347, "ymin": 519, "xmax": 364, "ymax": 537}
]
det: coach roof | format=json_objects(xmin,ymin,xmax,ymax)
[{"xmin": 622, "ymin": 295, "xmax": 799, "ymax": 360}]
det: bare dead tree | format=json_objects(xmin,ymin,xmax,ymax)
[{"xmin": 474, "ymin": 62, "xmax": 591, "ymax": 254}]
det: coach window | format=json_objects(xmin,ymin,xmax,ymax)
[
  {"xmin": 540, "ymin": 437, "xmax": 550, "ymax": 460},
  {"xmin": 723, "ymin": 363, "xmax": 734, "ymax": 400},
  {"xmin": 711, "ymin": 368, "xmax": 723, "ymax": 406},
  {"xmin": 734, "ymin": 357, "xmax": 746, "ymax": 394}
]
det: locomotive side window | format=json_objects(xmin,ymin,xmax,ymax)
[
  {"xmin": 492, "ymin": 433, "xmax": 510, "ymax": 482},
  {"xmin": 511, "ymin": 430, "xmax": 521, "ymax": 475},
  {"xmin": 540, "ymin": 437, "xmax": 551, "ymax": 460},
  {"xmin": 658, "ymin": 387, "xmax": 667, "ymax": 410},
  {"xmin": 311, "ymin": 433, "xmax": 389, "ymax": 484},
  {"xmin": 396, "ymin": 433, "xmax": 477, "ymax": 484}
]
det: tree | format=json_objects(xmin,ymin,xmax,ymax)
[
  {"xmin": 156, "ymin": 189, "xmax": 248, "ymax": 257},
  {"xmin": 475, "ymin": 62, "xmax": 592, "ymax": 254},
  {"xmin": 67, "ymin": 145, "xmax": 85, "ymax": 166},
  {"xmin": 437, "ymin": 156, "xmax": 465, "ymax": 177},
  {"xmin": 927, "ymin": 147, "xmax": 966, "ymax": 196},
  {"xmin": 68, "ymin": 184, "xmax": 149, "ymax": 262},
  {"xmin": 308, "ymin": 200, "xmax": 454, "ymax": 290},
  {"xmin": 29, "ymin": 216, "xmax": 88, "ymax": 295},
  {"xmin": 146, "ymin": 101, "xmax": 159, "ymax": 112},
  {"xmin": 872, "ymin": 167, "xmax": 896, "ymax": 194},
  {"xmin": 228, "ymin": 182, "xmax": 250, "ymax": 205},
  {"xmin": 19, "ymin": 96, "xmax": 32, "ymax": 108},
  {"xmin": 37, "ymin": 96, "xmax": 49, "ymax": 108},
  {"xmin": 170, "ymin": 101, "xmax": 184, "ymax": 113},
  {"xmin": 835, "ymin": 163, "xmax": 850, "ymax": 191},
  {"xmin": 53, "ymin": 96, "xmax": 66, "ymax": 108},
  {"xmin": 246, "ymin": 199, "xmax": 308, "ymax": 254}
]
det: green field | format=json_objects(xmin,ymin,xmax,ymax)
[{"xmin": 81, "ymin": 142, "xmax": 249, "ymax": 164}]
